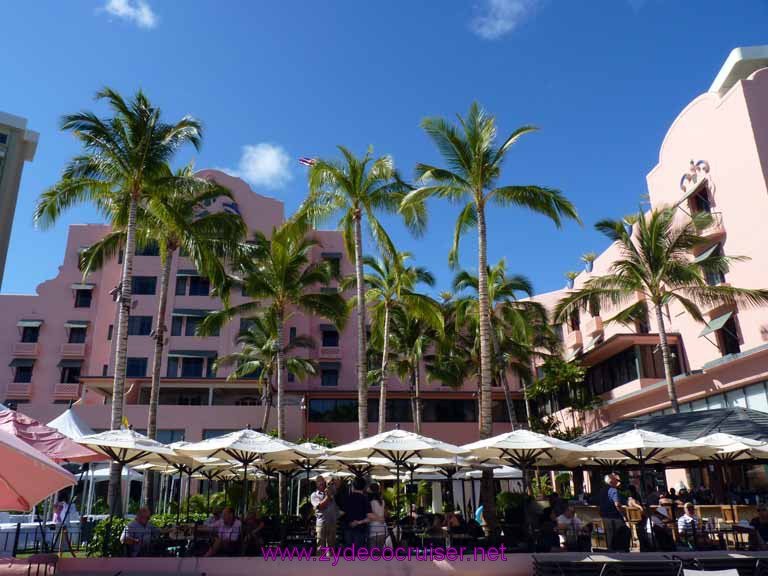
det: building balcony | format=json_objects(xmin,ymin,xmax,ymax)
[
  {"xmin": 5, "ymin": 383, "xmax": 31, "ymax": 400},
  {"xmin": 319, "ymin": 345, "xmax": 342, "ymax": 359},
  {"xmin": 11, "ymin": 342, "xmax": 38, "ymax": 356},
  {"xmin": 700, "ymin": 211, "xmax": 725, "ymax": 238},
  {"xmin": 53, "ymin": 383, "xmax": 81, "ymax": 401},
  {"xmin": 565, "ymin": 329, "xmax": 583, "ymax": 350},
  {"xmin": 582, "ymin": 315, "xmax": 604, "ymax": 337},
  {"xmin": 60, "ymin": 343, "xmax": 87, "ymax": 357}
]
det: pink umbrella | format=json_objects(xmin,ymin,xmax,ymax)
[
  {"xmin": 0, "ymin": 409, "xmax": 103, "ymax": 463},
  {"xmin": 0, "ymin": 428, "xmax": 75, "ymax": 511}
]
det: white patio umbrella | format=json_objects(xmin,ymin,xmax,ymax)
[
  {"xmin": 47, "ymin": 408, "xmax": 94, "ymax": 440},
  {"xmin": 330, "ymin": 430, "xmax": 466, "ymax": 522},
  {"xmin": 463, "ymin": 429, "xmax": 588, "ymax": 492},
  {"xmin": 176, "ymin": 428, "xmax": 304, "ymax": 514},
  {"xmin": 690, "ymin": 433, "xmax": 768, "ymax": 462}
]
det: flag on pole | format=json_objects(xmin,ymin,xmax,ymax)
[{"xmin": 298, "ymin": 157, "xmax": 317, "ymax": 167}]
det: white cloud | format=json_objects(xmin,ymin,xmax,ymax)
[
  {"xmin": 103, "ymin": 0, "xmax": 158, "ymax": 29},
  {"xmin": 225, "ymin": 143, "xmax": 294, "ymax": 190},
  {"xmin": 470, "ymin": 0, "xmax": 539, "ymax": 40}
]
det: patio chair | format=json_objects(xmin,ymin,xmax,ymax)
[
  {"xmin": 693, "ymin": 557, "xmax": 764, "ymax": 576},
  {"xmin": 531, "ymin": 556, "xmax": 605, "ymax": 576},
  {"xmin": 601, "ymin": 559, "xmax": 682, "ymax": 576}
]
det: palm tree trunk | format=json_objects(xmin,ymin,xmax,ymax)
[
  {"xmin": 475, "ymin": 202, "xmax": 493, "ymax": 438},
  {"xmin": 655, "ymin": 303, "xmax": 680, "ymax": 413},
  {"xmin": 378, "ymin": 304, "xmax": 391, "ymax": 434},
  {"xmin": 276, "ymin": 313, "xmax": 286, "ymax": 439},
  {"xmin": 260, "ymin": 374, "xmax": 272, "ymax": 431},
  {"xmin": 414, "ymin": 365, "xmax": 422, "ymax": 434},
  {"xmin": 353, "ymin": 214, "xmax": 368, "ymax": 439},
  {"xmin": 107, "ymin": 192, "xmax": 138, "ymax": 516},
  {"xmin": 141, "ymin": 245, "xmax": 172, "ymax": 507},
  {"xmin": 490, "ymin": 327, "xmax": 516, "ymax": 430}
]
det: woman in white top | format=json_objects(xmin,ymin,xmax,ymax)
[{"xmin": 367, "ymin": 483, "xmax": 387, "ymax": 547}]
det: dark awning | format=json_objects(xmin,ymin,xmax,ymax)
[
  {"xmin": 321, "ymin": 252, "xmax": 342, "ymax": 258},
  {"xmin": 64, "ymin": 320, "xmax": 90, "ymax": 328},
  {"xmin": 17, "ymin": 319, "xmax": 43, "ymax": 328},
  {"xmin": 319, "ymin": 362, "xmax": 341, "ymax": 370},
  {"xmin": 692, "ymin": 243, "xmax": 720, "ymax": 264},
  {"xmin": 9, "ymin": 358, "xmax": 35, "ymax": 368},
  {"xmin": 168, "ymin": 350, "xmax": 217, "ymax": 358},
  {"xmin": 70, "ymin": 283, "xmax": 95, "ymax": 290},
  {"xmin": 172, "ymin": 308, "xmax": 212, "ymax": 318},
  {"xmin": 319, "ymin": 324, "xmax": 337, "ymax": 331},
  {"xmin": 176, "ymin": 269, "xmax": 200, "ymax": 277},
  {"xmin": 58, "ymin": 359, "xmax": 83, "ymax": 368}
]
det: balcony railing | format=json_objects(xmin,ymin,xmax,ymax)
[
  {"xmin": 319, "ymin": 345, "xmax": 342, "ymax": 359},
  {"xmin": 701, "ymin": 211, "xmax": 724, "ymax": 237},
  {"xmin": 60, "ymin": 343, "xmax": 87, "ymax": 357},
  {"xmin": 565, "ymin": 329, "xmax": 583, "ymax": 350},
  {"xmin": 11, "ymin": 342, "xmax": 38, "ymax": 356},
  {"xmin": 5, "ymin": 383, "xmax": 31, "ymax": 399},
  {"xmin": 582, "ymin": 315, "xmax": 604, "ymax": 337},
  {"xmin": 54, "ymin": 383, "xmax": 81, "ymax": 400}
]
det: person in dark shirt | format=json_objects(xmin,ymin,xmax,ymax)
[
  {"xmin": 599, "ymin": 473, "xmax": 627, "ymax": 551},
  {"xmin": 343, "ymin": 477, "xmax": 372, "ymax": 547},
  {"xmin": 751, "ymin": 504, "xmax": 768, "ymax": 549}
]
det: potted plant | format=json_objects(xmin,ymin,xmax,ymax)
[
  {"xmin": 581, "ymin": 252, "xmax": 597, "ymax": 273},
  {"xmin": 623, "ymin": 214, "xmax": 639, "ymax": 236},
  {"xmin": 565, "ymin": 271, "xmax": 579, "ymax": 289}
]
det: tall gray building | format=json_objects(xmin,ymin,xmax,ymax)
[{"xmin": 0, "ymin": 112, "xmax": 38, "ymax": 291}]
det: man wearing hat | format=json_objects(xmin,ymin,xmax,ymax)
[{"xmin": 599, "ymin": 473, "xmax": 628, "ymax": 551}]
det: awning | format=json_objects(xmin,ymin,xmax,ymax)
[
  {"xmin": 319, "ymin": 324, "xmax": 337, "ymax": 331},
  {"xmin": 676, "ymin": 178, "xmax": 706, "ymax": 205},
  {"xmin": 699, "ymin": 311, "xmax": 734, "ymax": 338},
  {"xmin": 70, "ymin": 283, "xmax": 95, "ymax": 291},
  {"xmin": 176, "ymin": 269, "xmax": 200, "ymax": 277},
  {"xmin": 168, "ymin": 350, "xmax": 217, "ymax": 358},
  {"xmin": 693, "ymin": 243, "xmax": 720, "ymax": 264},
  {"xmin": 321, "ymin": 252, "xmax": 342, "ymax": 258},
  {"xmin": 564, "ymin": 347, "xmax": 582, "ymax": 363},
  {"xmin": 57, "ymin": 359, "xmax": 83, "ymax": 368},
  {"xmin": 172, "ymin": 308, "xmax": 213, "ymax": 318},
  {"xmin": 319, "ymin": 362, "xmax": 341, "ymax": 370},
  {"xmin": 16, "ymin": 320, "xmax": 43, "ymax": 328},
  {"xmin": 9, "ymin": 359, "xmax": 35, "ymax": 368},
  {"xmin": 64, "ymin": 320, "xmax": 90, "ymax": 328}
]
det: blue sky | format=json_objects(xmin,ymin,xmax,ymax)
[{"xmin": 3, "ymin": 0, "xmax": 767, "ymax": 297}]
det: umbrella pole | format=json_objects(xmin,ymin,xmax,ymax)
[
  {"xmin": 185, "ymin": 469, "xmax": 192, "ymax": 522},
  {"xmin": 396, "ymin": 463, "xmax": 401, "ymax": 536},
  {"xmin": 176, "ymin": 471, "xmax": 182, "ymax": 525},
  {"xmin": 207, "ymin": 477, "xmax": 211, "ymax": 515},
  {"xmin": 241, "ymin": 462, "xmax": 248, "ymax": 518},
  {"xmin": 460, "ymin": 477, "xmax": 467, "ymax": 516}
]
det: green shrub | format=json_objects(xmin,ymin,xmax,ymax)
[
  {"xmin": 86, "ymin": 518, "xmax": 129, "ymax": 557},
  {"xmin": 496, "ymin": 491, "xmax": 526, "ymax": 514}
]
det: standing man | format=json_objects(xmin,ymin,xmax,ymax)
[
  {"xmin": 343, "ymin": 477, "xmax": 372, "ymax": 547},
  {"xmin": 599, "ymin": 473, "xmax": 627, "ymax": 551},
  {"xmin": 310, "ymin": 475, "xmax": 337, "ymax": 554}
]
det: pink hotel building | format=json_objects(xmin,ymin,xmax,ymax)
[{"xmin": 3, "ymin": 46, "xmax": 768, "ymax": 446}]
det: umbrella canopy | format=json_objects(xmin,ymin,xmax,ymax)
[
  {"xmin": 76, "ymin": 429, "xmax": 176, "ymax": 466},
  {"xmin": 0, "ymin": 428, "xmax": 76, "ymax": 511},
  {"xmin": 47, "ymin": 408, "xmax": 95, "ymax": 440},
  {"xmin": 329, "ymin": 429, "xmax": 466, "ymax": 464},
  {"xmin": 690, "ymin": 433, "xmax": 768, "ymax": 462},
  {"xmin": 462, "ymin": 429, "xmax": 588, "ymax": 468},
  {"xmin": 0, "ymin": 409, "xmax": 103, "ymax": 463},
  {"xmin": 459, "ymin": 465, "xmax": 522, "ymax": 480},
  {"xmin": 582, "ymin": 428, "xmax": 696, "ymax": 464},
  {"xmin": 176, "ymin": 429, "xmax": 304, "ymax": 465}
]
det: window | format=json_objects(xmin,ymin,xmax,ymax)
[
  {"xmin": 175, "ymin": 277, "xmax": 187, "ymax": 296},
  {"xmin": 690, "ymin": 187, "xmax": 712, "ymax": 214},
  {"xmin": 321, "ymin": 329, "xmax": 339, "ymax": 347},
  {"xmin": 21, "ymin": 326, "xmax": 40, "ymax": 343},
  {"xmin": 308, "ymin": 399, "xmax": 357, "ymax": 422},
  {"xmin": 107, "ymin": 324, "xmax": 113, "ymax": 340},
  {"xmin": 102, "ymin": 364, "xmax": 108, "ymax": 376},
  {"xmin": 368, "ymin": 399, "xmax": 412, "ymax": 422},
  {"xmin": 60, "ymin": 362, "xmax": 82, "ymax": 384},
  {"xmin": 321, "ymin": 366, "xmax": 339, "ymax": 387},
  {"xmin": 155, "ymin": 430, "xmax": 184, "ymax": 444},
  {"xmin": 74, "ymin": 289, "xmax": 92, "ymax": 308},
  {"xmin": 422, "ymin": 399, "xmax": 477, "ymax": 422},
  {"xmin": 167, "ymin": 354, "xmax": 216, "ymax": 378},
  {"xmin": 726, "ymin": 388, "xmax": 747, "ymax": 409},
  {"xmin": 132, "ymin": 276, "xmax": 157, "ymax": 295},
  {"xmin": 717, "ymin": 316, "xmax": 741, "ymax": 356},
  {"xmin": 135, "ymin": 241, "xmax": 160, "ymax": 256},
  {"xmin": 139, "ymin": 387, "xmax": 208, "ymax": 406},
  {"xmin": 203, "ymin": 429, "xmax": 234, "ymax": 440},
  {"xmin": 188, "ymin": 276, "xmax": 210, "ymax": 296},
  {"xmin": 289, "ymin": 326, "xmax": 297, "ymax": 344},
  {"xmin": 13, "ymin": 366, "xmax": 33, "ymax": 383},
  {"xmin": 322, "ymin": 253, "xmax": 342, "ymax": 277},
  {"xmin": 212, "ymin": 389, "xmax": 263, "ymax": 405},
  {"xmin": 126, "ymin": 357, "xmax": 148, "ymax": 378},
  {"xmin": 171, "ymin": 316, "xmax": 183, "ymax": 336},
  {"xmin": 700, "ymin": 245, "xmax": 727, "ymax": 286},
  {"xmin": 127, "ymin": 316, "xmax": 153, "ymax": 336},
  {"xmin": 635, "ymin": 306, "xmax": 651, "ymax": 334},
  {"xmin": 588, "ymin": 296, "xmax": 600, "ymax": 318},
  {"xmin": 568, "ymin": 309, "xmax": 580, "ymax": 332},
  {"xmin": 746, "ymin": 383, "xmax": 768, "ymax": 413},
  {"xmin": 185, "ymin": 316, "xmax": 201, "ymax": 336},
  {"xmin": 68, "ymin": 327, "xmax": 87, "ymax": 343},
  {"xmin": 240, "ymin": 318, "xmax": 255, "ymax": 333},
  {"xmin": 182, "ymin": 357, "xmax": 204, "ymax": 378}
]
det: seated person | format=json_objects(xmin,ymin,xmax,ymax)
[
  {"xmin": 750, "ymin": 504, "xmax": 768, "ymax": 549},
  {"xmin": 205, "ymin": 507, "xmax": 242, "ymax": 557},
  {"xmin": 537, "ymin": 507, "xmax": 560, "ymax": 552},
  {"xmin": 427, "ymin": 514, "xmax": 445, "ymax": 537},
  {"xmin": 205, "ymin": 509, "xmax": 222, "ymax": 527},
  {"xmin": 627, "ymin": 485, "xmax": 643, "ymax": 509},
  {"xmin": 446, "ymin": 510, "xmax": 467, "ymax": 534},
  {"xmin": 120, "ymin": 507, "xmax": 160, "ymax": 557},
  {"xmin": 241, "ymin": 509, "xmax": 265, "ymax": 556},
  {"xmin": 557, "ymin": 505, "xmax": 591, "ymax": 552},
  {"xmin": 646, "ymin": 506, "xmax": 675, "ymax": 552}
]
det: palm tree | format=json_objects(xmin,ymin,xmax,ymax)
[
  {"xmin": 200, "ymin": 220, "xmax": 347, "ymax": 439},
  {"xmin": 402, "ymin": 102, "xmax": 579, "ymax": 439},
  {"xmin": 215, "ymin": 308, "xmax": 317, "ymax": 432},
  {"xmin": 357, "ymin": 251, "xmax": 442, "ymax": 433},
  {"xmin": 554, "ymin": 208, "xmax": 768, "ymax": 413},
  {"xmin": 451, "ymin": 260, "xmax": 557, "ymax": 427},
  {"xmin": 34, "ymin": 88, "xmax": 202, "ymax": 511},
  {"xmin": 80, "ymin": 164, "xmax": 246, "ymax": 506},
  {"xmin": 300, "ymin": 146, "xmax": 426, "ymax": 438}
]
